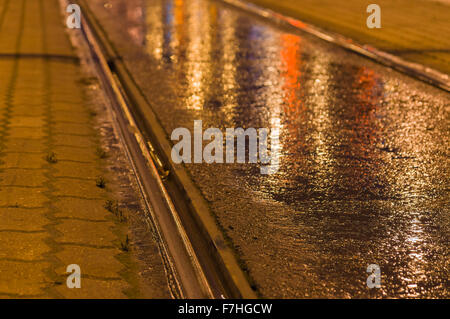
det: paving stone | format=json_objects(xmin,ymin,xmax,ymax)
[
  {"xmin": 0, "ymin": 208, "xmax": 49, "ymax": 232},
  {"xmin": 7, "ymin": 127, "xmax": 46, "ymax": 139},
  {"xmin": 53, "ymin": 161, "xmax": 101, "ymax": 180},
  {"xmin": 55, "ymin": 278, "xmax": 129, "ymax": 299},
  {"xmin": 10, "ymin": 105, "xmax": 47, "ymax": 117},
  {"xmin": 52, "ymin": 134, "xmax": 96, "ymax": 148},
  {"xmin": 0, "ymin": 186, "xmax": 47, "ymax": 208},
  {"xmin": 0, "ymin": 261, "xmax": 50, "ymax": 296},
  {"xmin": 0, "ymin": 0, "xmax": 164, "ymax": 299},
  {"xmin": 0, "ymin": 232, "xmax": 50, "ymax": 261},
  {"xmin": 51, "ymin": 110, "xmax": 92, "ymax": 124},
  {"xmin": 9, "ymin": 116, "xmax": 46, "ymax": 128},
  {"xmin": 12, "ymin": 91, "xmax": 46, "ymax": 101},
  {"xmin": 52, "ymin": 145, "xmax": 98, "ymax": 163},
  {"xmin": 0, "ymin": 168, "xmax": 47, "ymax": 187},
  {"xmin": 54, "ymin": 219, "xmax": 117, "ymax": 247},
  {"xmin": 2, "ymin": 138, "xmax": 46, "ymax": 153},
  {"xmin": 53, "ymin": 197, "xmax": 110, "ymax": 221},
  {"xmin": 55, "ymin": 246, "xmax": 124, "ymax": 279},
  {"xmin": 0, "ymin": 153, "xmax": 45, "ymax": 169},
  {"xmin": 51, "ymin": 101, "xmax": 86, "ymax": 112},
  {"xmin": 53, "ymin": 178, "xmax": 107, "ymax": 198},
  {"xmin": 52, "ymin": 122, "xmax": 94, "ymax": 136}
]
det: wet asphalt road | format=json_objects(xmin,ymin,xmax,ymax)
[{"xmin": 90, "ymin": 0, "xmax": 449, "ymax": 297}]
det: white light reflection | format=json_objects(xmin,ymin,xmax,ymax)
[
  {"xmin": 218, "ymin": 9, "xmax": 238, "ymax": 121},
  {"xmin": 306, "ymin": 52, "xmax": 333, "ymax": 184},
  {"xmin": 184, "ymin": 0, "xmax": 212, "ymax": 110}
]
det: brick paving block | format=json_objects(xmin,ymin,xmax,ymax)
[
  {"xmin": 3, "ymin": 138, "xmax": 46, "ymax": 153},
  {"xmin": 52, "ymin": 145, "xmax": 98, "ymax": 163},
  {"xmin": 13, "ymin": 88, "xmax": 46, "ymax": 96},
  {"xmin": 53, "ymin": 178, "xmax": 107, "ymax": 198},
  {"xmin": 54, "ymin": 219, "xmax": 117, "ymax": 247},
  {"xmin": 49, "ymin": 79, "xmax": 83, "ymax": 92},
  {"xmin": 48, "ymin": 62, "xmax": 79, "ymax": 77},
  {"xmin": 51, "ymin": 122, "xmax": 94, "ymax": 136},
  {"xmin": 7, "ymin": 127, "xmax": 46, "ymax": 139},
  {"xmin": 55, "ymin": 246, "xmax": 124, "ymax": 279},
  {"xmin": 0, "ymin": 168, "xmax": 47, "ymax": 187},
  {"xmin": 50, "ymin": 102, "xmax": 88, "ymax": 113},
  {"xmin": 13, "ymin": 79, "xmax": 46, "ymax": 88},
  {"xmin": 0, "ymin": 153, "xmax": 45, "ymax": 169},
  {"xmin": 14, "ymin": 67, "xmax": 46, "ymax": 78},
  {"xmin": 0, "ymin": 186, "xmax": 47, "ymax": 208},
  {"xmin": 0, "ymin": 261, "xmax": 51, "ymax": 296},
  {"xmin": 55, "ymin": 278, "xmax": 129, "ymax": 299},
  {"xmin": 9, "ymin": 116, "xmax": 46, "ymax": 128},
  {"xmin": 51, "ymin": 110, "xmax": 93, "ymax": 124},
  {"xmin": 10, "ymin": 105, "xmax": 47, "ymax": 117},
  {"xmin": 16, "ymin": 58, "xmax": 45, "ymax": 72},
  {"xmin": 49, "ymin": 84, "xmax": 84, "ymax": 95},
  {"xmin": 0, "ymin": 232, "xmax": 50, "ymax": 261},
  {"xmin": 0, "ymin": 60, "xmax": 15, "ymax": 76},
  {"xmin": 41, "ymin": 4, "xmax": 74, "ymax": 56},
  {"xmin": 0, "ymin": 208, "xmax": 49, "ymax": 232},
  {"xmin": 11, "ymin": 92, "xmax": 46, "ymax": 102},
  {"xmin": 53, "ymin": 197, "xmax": 111, "ymax": 221},
  {"xmin": 52, "ymin": 134, "xmax": 96, "ymax": 149},
  {"xmin": 53, "ymin": 161, "xmax": 102, "ymax": 180}
]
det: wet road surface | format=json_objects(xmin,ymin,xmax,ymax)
[{"xmin": 89, "ymin": 0, "xmax": 449, "ymax": 297}]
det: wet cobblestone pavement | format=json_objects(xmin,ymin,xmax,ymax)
[{"xmin": 0, "ymin": 0, "xmax": 169, "ymax": 298}]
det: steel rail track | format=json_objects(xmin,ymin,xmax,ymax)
[
  {"xmin": 65, "ymin": 1, "xmax": 215, "ymax": 299},
  {"xmin": 62, "ymin": 0, "xmax": 256, "ymax": 299}
]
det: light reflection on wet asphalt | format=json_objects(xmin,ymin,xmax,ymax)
[{"xmin": 94, "ymin": 0, "xmax": 449, "ymax": 297}]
